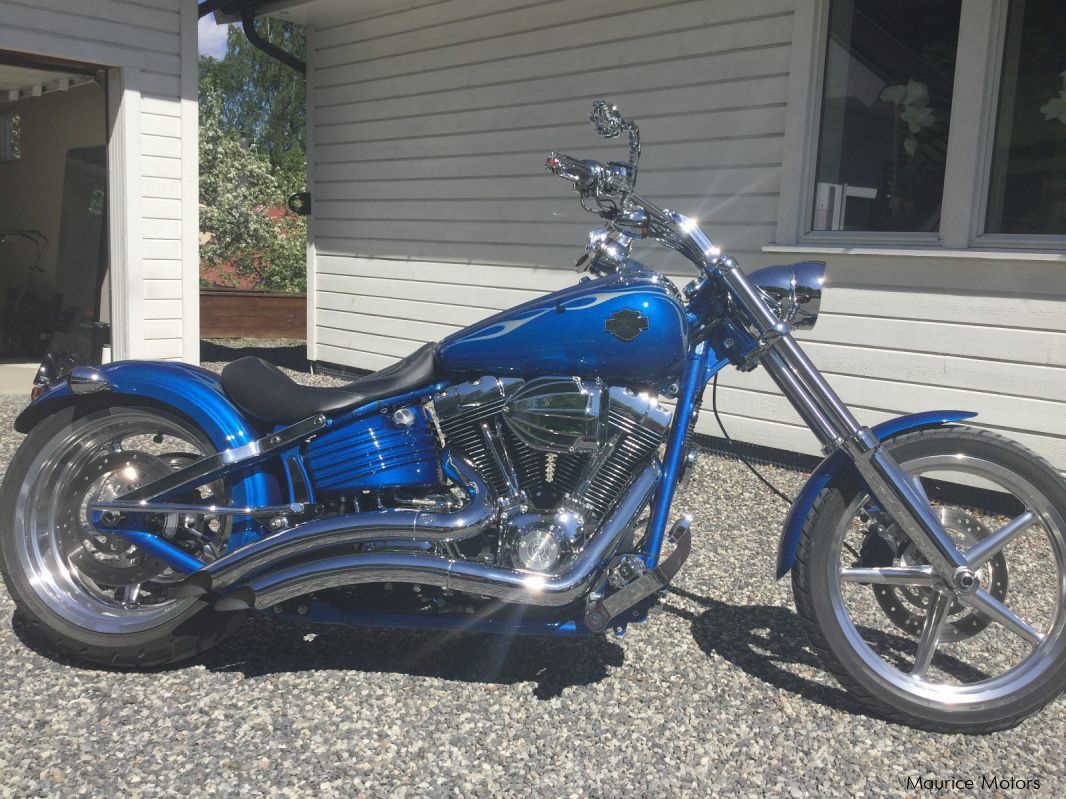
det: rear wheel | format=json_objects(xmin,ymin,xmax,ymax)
[
  {"xmin": 793, "ymin": 428, "xmax": 1066, "ymax": 732},
  {"xmin": 0, "ymin": 404, "xmax": 244, "ymax": 667}
]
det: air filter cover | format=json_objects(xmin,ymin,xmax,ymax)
[{"xmin": 503, "ymin": 377, "xmax": 603, "ymax": 453}]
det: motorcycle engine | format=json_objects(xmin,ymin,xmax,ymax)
[{"xmin": 431, "ymin": 376, "xmax": 671, "ymax": 573}]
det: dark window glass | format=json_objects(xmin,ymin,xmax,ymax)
[
  {"xmin": 811, "ymin": 0, "xmax": 961, "ymax": 232},
  {"xmin": 986, "ymin": 0, "xmax": 1066, "ymax": 235},
  {"xmin": 1, "ymin": 112, "xmax": 20, "ymax": 162}
]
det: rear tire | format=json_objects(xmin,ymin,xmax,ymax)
[
  {"xmin": 793, "ymin": 427, "xmax": 1066, "ymax": 732},
  {"xmin": 0, "ymin": 404, "xmax": 244, "ymax": 668}
]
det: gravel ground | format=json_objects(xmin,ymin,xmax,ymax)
[{"xmin": 0, "ymin": 341, "xmax": 1062, "ymax": 798}]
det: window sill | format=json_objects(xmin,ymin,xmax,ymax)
[{"xmin": 762, "ymin": 244, "xmax": 1066, "ymax": 262}]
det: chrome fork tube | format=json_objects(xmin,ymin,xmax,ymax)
[
  {"xmin": 761, "ymin": 349, "xmax": 841, "ymax": 447},
  {"xmin": 717, "ymin": 258, "xmax": 967, "ymax": 577}
]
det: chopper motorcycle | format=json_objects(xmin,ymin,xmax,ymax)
[{"xmin": 2, "ymin": 101, "xmax": 1065, "ymax": 733}]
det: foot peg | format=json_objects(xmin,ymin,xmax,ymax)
[{"xmin": 584, "ymin": 517, "xmax": 692, "ymax": 632}]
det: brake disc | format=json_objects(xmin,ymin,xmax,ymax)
[
  {"xmin": 867, "ymin": 507, "xmax": 1009, "ymax": 642},
  {"xmin": 58, "ymin": 450, "xmax": 179, "ymax": 587}
]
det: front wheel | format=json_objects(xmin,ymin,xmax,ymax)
[
  {"xmin": 0, "ymin": 403, "xmax": 245, "ymax": 667},
  {"xmin": 793, "ymin": 427, "xmax": 1066, "ymax": 732}
]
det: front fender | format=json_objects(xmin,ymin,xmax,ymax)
[
  {"xmin": 774, "ymin": 410, "xmax": 978, "ymax": 578},
  {"xmin": 14, "ymin": 361, "xmax": 276, "ymax": 516}
]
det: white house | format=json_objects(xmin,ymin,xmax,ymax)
[
  {"xmin": 264, "ymin": 0, "xmax": 1066, "ymax": 470},
  {"xmin": 0, "ymin": 0, "xmax": 199, "ymax": 364}
]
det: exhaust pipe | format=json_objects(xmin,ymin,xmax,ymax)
[
  {"xmin": 212, "ymin": 460, "xmax": 660, "ymax": 612},
  {"xmin": 176, "ymin": 449, "xmax": 494, "ymax": 598}
]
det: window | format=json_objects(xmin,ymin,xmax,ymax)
[
  {"xmin": 985, "ymin": 0, "xmax": 1066, "ymax": 235},
  {"xmin": 810, "ymin": 0, "xmax": 962, "ymax": 233},
  {"xmin": 1, "ymin": 112, "xmax": 20, "ymax": 162}
]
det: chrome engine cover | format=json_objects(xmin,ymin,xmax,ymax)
[
  {"xmin": 502, "ymin": 376, "xmax": 603, "ymax": 453},
  {"xmin": 432, "ymin": 375, "xmax": 672, "ymax": 573}
]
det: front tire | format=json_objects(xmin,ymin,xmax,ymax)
[
  {"xmin": 0, "ymin": 404, "xmax": 244, "ymax": 667},
  {"xmin": 793, "ymin": 427, "xmax": 1066, "ymax": 732}
]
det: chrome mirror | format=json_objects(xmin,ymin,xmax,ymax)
[
  {"xmin": 589, "ymin": 99, "xmax": 641, "ymax": 193},
  {"xmin": 748, "ymin": 261, "xmax": 826, "ymax": 330},
  {"xmin": 590, "ymin": 100, "xmax": 624, "ymax": 138}
]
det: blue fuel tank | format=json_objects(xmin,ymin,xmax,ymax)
[{"xmin": 438, "ymin": 265, "xmax": 689, "ymax": 385}]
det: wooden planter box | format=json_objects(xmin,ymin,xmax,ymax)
[{"xmin": 200, "ymin": 288, "xmax": 306, "ymax": 339}]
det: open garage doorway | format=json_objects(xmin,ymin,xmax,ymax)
[{"xmin": 0, "ymin": 52, "xmax": 110, "ymax": 394}]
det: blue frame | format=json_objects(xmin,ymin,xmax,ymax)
[{"xmin": 641, "ymin": 344, "xmax": 720, "ymax": 566}]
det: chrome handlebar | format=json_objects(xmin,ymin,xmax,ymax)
[
  {"xmin": 545, "ymin": 152, "xmax": 602, "ymax": 191},
  {"xmin": 546, "ymin": 100, "xmax": 721, "ymax": 276},
  {"xmin": 545, "ymin": 99, "xmax": 640, "ymax": 195},
  {"xmin": 546, "ymin": 153, "xmax": 719, "ymax": 272}
]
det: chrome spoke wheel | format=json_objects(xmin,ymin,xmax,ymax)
[
  {"xmin": 10, "ymin": 409, "xmax": 222, "ymax": 635},
  {"xmin": 827, "ymin": 451, "xmax": 1065, "ymax": 705},
  {"xmin": 794, "ymin": 428, "xmax": 1066, "ymax": 731}
]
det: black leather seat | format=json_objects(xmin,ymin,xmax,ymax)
[{"xmin": 220, "ymin": 342, "xmax": 447, "ymax": 424}]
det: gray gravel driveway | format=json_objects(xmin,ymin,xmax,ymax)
[{"xmin": 0, "ymin": 342, "xmax": 1063, "ymax": 797}]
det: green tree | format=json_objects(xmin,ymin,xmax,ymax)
[
  {"xmin": 199, "ymin": 70, "xmax": 307, "ymax": 293},
  {"xmin": 200, "ymin": 20, "xmax": 306, "ymax": 194}
]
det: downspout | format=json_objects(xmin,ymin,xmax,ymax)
[
  {"xmin": 196, "ymin": 1, "xmax": 307, "ymax": 77},
  {"xmin": 239, "ymin": 7, "xmax": 306, "ymax": 77}
]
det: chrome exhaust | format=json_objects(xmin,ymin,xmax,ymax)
[
  {"xmin": 175, "ymin": 449, "xmax": 495, "ymax": 598},
  {"xmin": 211, "ymin": 460, "xmax": 660, "ymax": 612}
]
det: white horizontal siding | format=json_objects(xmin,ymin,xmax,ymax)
[
  {"xmin": 0, "ymin": 0, "xmax": 193, "ymax": 361},
  {"xmin": 308, "ymin": 0, "xmax": 792, "ymax": 271},
  {"xmin": 0, "ymin": 1, "xmax": 179, "ymax": 57},
  {"xmin": 307, "ymin": 0, "xmax": 1066, "ymax": 470}
]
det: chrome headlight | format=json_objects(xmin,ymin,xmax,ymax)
[{"xmin": 749, "ymin": 261, "xmax": 825, "ymax": 330}]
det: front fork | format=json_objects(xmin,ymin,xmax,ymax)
[
  {"xmin": 715, "ymin": 258, "xmax": 973, "ymax": 590},
  {"xmin": 642, "ymin": 258, "xmax": 973, "ymax": 593}
]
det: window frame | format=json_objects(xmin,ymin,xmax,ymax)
[{"xmin": 775, "ymin": 0, "xmax": 1066, "ymax": 253}]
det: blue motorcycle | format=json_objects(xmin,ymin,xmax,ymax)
[{"xmin": 3, "ymin": 101, "xmax": 1064, "ymax": 732}]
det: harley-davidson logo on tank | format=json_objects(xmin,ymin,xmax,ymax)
[{"xmin": 604, "ymin": 308, "xmax": 649, "ymax": 342}]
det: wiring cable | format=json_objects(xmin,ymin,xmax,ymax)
[{"xmin": 711, "ymin": 372, "xmax": 794, "ymax": 506}]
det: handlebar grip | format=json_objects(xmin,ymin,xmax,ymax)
[{"xmin": 546, "ymin": 152, "xmax": 602, "ymax": 189}]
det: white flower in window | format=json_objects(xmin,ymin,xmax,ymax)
[
  {"xmin": 1042, "ymin": 96, "xmax": 1066, "ymax": 125},
  {"xmin": 901, "ymin": 104, "xmax": 935, "ymax": 133},
  {"xmin": 903, "ymin": 79, "xmax": 929, "ymax": 107},
  {"xmin": 881, "ymin": 79, "xmax": 934, "ymax": 158},
  {"xmin": 1040, "ymin": 71, "xmax": 1066, "ymax": 125},
  {"xmin": 880, "ymin": 84, "xmax": 907, "ymax": 105}
]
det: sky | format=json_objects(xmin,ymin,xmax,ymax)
[{"xmin": 198, "ymin": 15, "xmax": 233, "ymax": 59}]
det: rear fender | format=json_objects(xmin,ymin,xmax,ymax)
[
  {"xmin": 14, "ymin": 361, "xmax": 278, "ymax": 518},
  {"xmin": 774, "ymin": 410, "xmax": 978, "ymax": 578}
]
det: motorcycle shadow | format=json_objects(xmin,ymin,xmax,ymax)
[
  {"xmin": 665, "ymin": 587, "xmax": 870, "ymax": 718},
  {"xmin": 667, "ymin": 587, "xmax": 989, "ymax": 722},
  {"xmin": 11, "ymin": 608, "xmax": 624, "ymax": 699},
  {"xmin": 203, "ymin": 614, "xmax": 626, "ymax": 699}
]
